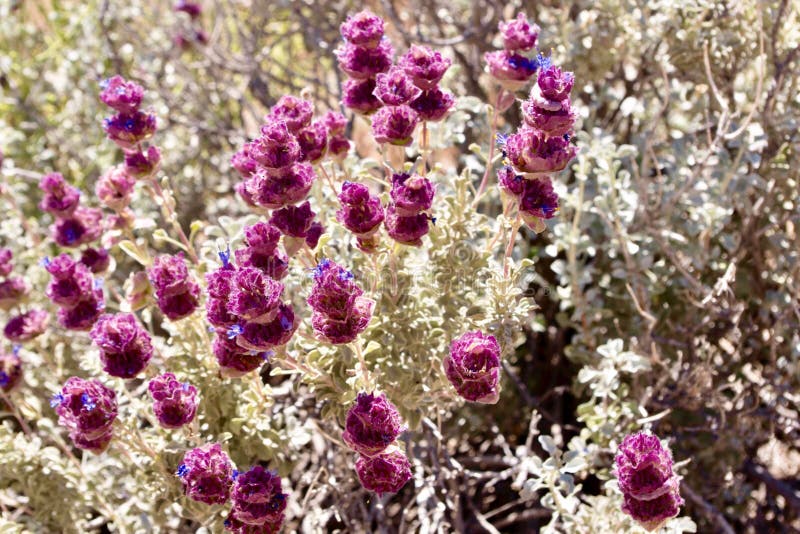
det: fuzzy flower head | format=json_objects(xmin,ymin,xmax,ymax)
[
  {"xmin": 342, "ymin": 78, "xmax": 383, "ymax": 115},
  {"xmin": 234, "ymin": 243, "xmax": 289, "ymax": 281},
  {"xmin": 305, "ymin": 221, "xmax": 325, "ymax": 250},
  {"xmin": 39, "ymin": 172, "xmax": 80, "ymax": 217},
  {"xmin": 307, "ymin": 259, "xmax": 363, "ymax": 320},
  {"xmin": 296, "ymin": 120, "xmax": 328, "ymax": 163},
  {"xmin": 336, "ymin": 40, "xmax": 394, "ymax": 80},
  {"xmin": 56, "ymin": 289, "xmax": 104, "ymax": 331},
  {"xmin": 342, "ymin": 392, "xmax": 405, "ymax": 457},
  {"xmin": 90, "ymin": 313, "xmax": 153, "ymax": 379},
  {"xmin": 269, "ymin": 201, "xmax": 316, "ymax": 238},
  {"xmin": 231, "ymin": 146, "xmax": 258, "ymax": 179},
  {"xmin": 230, "ymin": 466, "xmax": 288, "ymax": 526},
  {"xmin": 398, "ymin": 45, "xmax": 451, "ymax": 90},
  {"xmin": 340, "ymin": 10, "xmax": 385, "ymax": 48},
  {"xmin": 371, "ymin": 105, "xmax": 419, "ymax": 146},
  {"xmin": 45, "ymin": 254, "xmax": 93, "ymax": 308},
  {"xmin": 237, "ymin": 303, "xmax": 298, "ymax": 352},
  {"xmin": 52, "ymin": 207, "xmax": 104, "ymax": 248},
  {"xmin": 0, "ymin": 277, "xmax": 28, "ymax": 311},
  {"xmin": 444, "ymin": 330, "xmax": 501, "ymax": 404},
  {"xmin": 95, "ymin": 166, "xmax": 136, "ymax": 211},
  {"xmin": 124, "ymin": 146, "xmax": 161, "ymax": 179},
  {"xmin": 213, "ymin": 335, "xmax": 270, "ymax": 378},
  {"xmin": 99, "ymin": 75, "xmax": 144, "ymax": 114},
  {"xmin": 384, "ymin": 205, "xmax": 429, "ymax": 247},
  {"xmin": 248, "ymin": 121, "xmax": 301, "ymax": 171},
  {"xmin": 521, "ymin": 98, "xmax": 576, "ymax": 137},
  {"xmin": 0, "ymin": 350, "xmax": 22, "ymax": 392},
  {"xmin": 310, "ymin": 297, "xmax": 374, "ymax": 344},
  {"xmin": 148, "ymin": 254, "xmax": 199, "ymax": 321},
  {"xmin": 355, "ymin": 449, "xmax": 412, "ymax": 496},
  {"xmin": 228, "ymin": 267, "xmax": 284, "ymax": 323},
  {"xmin": 328, "ymin": 134, "xmax": 351, "ymax": 159},
  {"xmin": 238, "ymin": 163, "xmax": 316, "ymax": 212},
  {"xmin": 269, "ymin": 95, "xmax": 314, "ymax": 134},
  {"xmin": 321, "ymin": 111, "xmax": 348, "ymax": 135},
  {"xmin": 178, "ymin": 443, "xmax": 235, "ymax": 505},
  {"xmin": 374, "ymin": 67, "xmax": 423, "ymax": 106},
  {"xmin": 390, "ymin": 173, "xmax": 435, "ymax": 216},
  {"xmin": 53, "ymin": 377, "xmax": 117, "ymax": 453},
  {"xmin": 4, "ymin": 309, "xmax": 49, "ymax": 343},
  {"xmin": 103, "ymin": 111, "xmax": 157, "ymax": 150},
  {"xmin": 337, "ymin": 181, "xmax": 385, "ymax": 237},
  {"xmin": 410, "ymin": 88, "xmax": 455, "ymax": 122},
  {"xmin": 148, "ymin": 373, "xmax": 198, "ymax": 429},
  {"xmin": 499, "ymin": 13, "xmax": 539, "ymax": 52},
  {"xmin": 536, "ymin": 64, "xmax": 575, "ymax": 102},
  {"xmin": 484, "ymin": 50, "xmax": 538, "ymax": 91},
  {"xmin": 497, "ymin": 166, "xmax": 525, "ymax": 196},
  {"xmin": 505, "ymin": 127, "xmax": 577, "ymax": 175},
  {"xmin": 519, "ymin": 176, "xmax": 559, "ymax": 231},
  {"xmin": 244, "ymin": 222, "xmax": 281, "ymax": 255}
]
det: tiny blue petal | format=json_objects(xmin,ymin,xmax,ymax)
[
  {"xmin": 50, "ymin": 393, "xmax": 64, "ymax": 408},
  {"xmin": 177, "ymin": 464, "xmax": 190, "ymax": 477},
  {"xmin": 227, "ymin": 324, "xmax": 244, "ymax": 339}
]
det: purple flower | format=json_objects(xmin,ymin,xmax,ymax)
[
  {"xmin": 45, "ymin": 254, "xmax": 93, "ymax": 308},
  {"xmin": 484, "ymin": 50, "xmax": 538, "ymax": 91},
  {"xmin": 224, "ymin": 513, "xmax": 284, "ymax": 534},
  {"xmin": 307, "ymin": 259, "xmax": 363, "ymax": 320},
  {"xmin": 269, "ymin": 201, "xmax": 315, "ymax": 238},
  {"xmin": 398, "ymin": 45, "xmax": 451, "ymax": 90},
  {"xmin": 536, "ymin": 65, "xmax": 575, "ymax": 102},
  {"xmin": 321, "ymin": 111, "xmax": 347, "ymax": 135},
  {"xmin": 519, "ymin": 177, "xmax": 559, "ymax": 230},
  {"xmin": 269, "ymin": 95, "xmax": 314, "ymax": 134},
  {"xmin": 248, "ymin": 121, "xmax": 301, "ymax": 171},
  {"xmin": 384, "ymin": 205, "xmax": 429, "ymax": 247},
  {"xmin": 305, "ymin": 221, "xmax": 325, "ymax": 250},
  {"xmin": 206, "ymin": 265, "xmax": 238, "ymax": 329},
  {"xmin": 355, "ymin": 449, "xmax": 412, "ymax": 495},
  {"xmin": 156, "ymin": 288, "xmax": 200, "ymax": 321},
  {"xmin": 342, "ymin": 392, "xmax": 405, "ymax": 457},
  {"xmin": 371, "ymin": 105, "xmax": 419, "ymax": 146},
  {"xmin": 522, "ymin": 98, "xmax": 576, "ymax": 137},
  {"xmin": 237, "ymin": 303, "xmax": 297, "ymax": 352},
  {"xmin": 124, "ymin": 146, "xmax": 161, "ymax": 179},
  {"xmin": 0, "ymin": 248, "xmax": 12, "ymax": 278},
  {"xmin": 237, "ymin": 163, "xmax": 316, "ymax": 211},
  {"xmin": 310, "ymin": 297, "xmax": 374, "ymax": 344},
  {"xmin": 337, "ymin": 181, "xmax": 385, "ymax": 239},
  {"xmin": 336, "ymin": 40, "xmax": 394, "ymax": 80},
  {"xmin": 231, "ymin": 146, "xmax": 258, "ymax": 179},
  {"xmin": 213, "ymin": 335, "xmax": 269, "ymax": 378},
  {"xmin": 0, "ymin": 277, "xmax": 28, "ymax": 310},
  {"xmin": 243, "ymin": 222, "xmax": 281, "ymax": 255},
  {"xmin": 497, "ymin": 166, "xmax": 525, "ymax": 196},
  {"xmin": 328, "ymin": 134, "xmax": 351, "ymax": 159},
  {"xmin": 52, "ymin": 207, "xmax": 104, "ymax": 248},
  {"xmin": 90, "ymin": 313, "xmax": 153, "ymax": 379},
  {"xmin": 443, "ymin": 330, "xmax": 501, "ymax": 404},
  {"xmin": 148, "ymin": 253, "xmax": 200, "ymax": 321},
  {"xmin": 409, "ymin": 88, "xmax": 455, "ymax": 122},
  {"xmin": 505, "ymin": 127, "xmax": 578, "ymax": 175},
  {"xmin": 296, "ymin": 120, "xmax": 328, "ymax": 163},
  {"xmin": 54, "ymin": 377, "xmax": 117, "ymax": 453},
  {"xmin": 148, "ymin": 373, "xmax": 198, "ymax": 429},
  {"xmin": 342, "ymin": 78, "xmax": 383, "ymax": 115},
  {"xmin": 39, "ymin": 172, "xmax": 80, "ymax": 217},
  {"xmin": 616, "ymin": 432, "xmax": 684, "ymax": 531},
  {"xmin": 0, "ymin": 351, "xmax": 22, "ymax": 392},
  {"xmin": 103, "ymin": 111, "xmax": 157, "ymax": 150},
  {"xmin": 230, "ymin": 466, "xmax": 288, "ymax": 526},
  {"xmin": 80, "ymin": 247, "xmax": 111, "ymax": 274},
  {"xmin": 174, "ymin": 1, "xmax": 202, "ymax": 19},
  {"xmin": 373, "ymin": 67, "xmax": 423, "ymax": 106},
  {"xmin": 499, "ymin": 13, "xmax": 539, "ymax": 52},
  {"xmin": 228, "ymin": 267, "xmax": 284, "ymax": 323},
  {"xmin": 390, "ymin": 173, "xmax": 434, "ymax": 216},
  {"xmin": 95, "ymin": 166, "xmax": 136, "ymax": 211},
  {"xmin": 234, "ymin": 246, "xmax": 289, "ymax": 281},
  {"xmin": 4, "ymin": 309, "xmax": 49, "ymax": 342},
  {"xmin": 57, "ymin": 289, "xmax": 104, "ymax": 331},
  {"xmin": 340, "ymin": 10, "xmax": 385, "ymax": 48},
  {"xmin": 99, "ymin": 75, "xmax": 144, "ymax": 114},
  {"xmin": 179, "ymin": 443, "xmax": 235, "ymax": 505}
]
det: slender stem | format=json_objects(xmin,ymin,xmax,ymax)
[
  {"xmin": 147, "ymin": 176, "xmax": 199, "ymax": 264},
  {"xmin": 353, "ymin": 341, "xmax": 370, "ymax": 387},
  {"xmin": 503, "ymin": 213, "xmax": 523, "ymax": 278},
  {"xmin": 420, "ymin": 121, "xmax": 429, "ymax": 175},
  {"xmin": 473, "ymin": 91, "xmax": 503, "ymax": 207},
  {"xmin": 0, "ymin": 392, "xmax": 32, "ymax": 435}
]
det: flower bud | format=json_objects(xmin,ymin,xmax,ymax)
[
  {"xmin": 355, "ymin": 449, "xmax": 412, "ymax": 495},
  {"xmin": 178, "ymin": 443, "xmax": 235, "ymax": 505},
  {"xmin": 443, "ymin": 330, "xmax": 501, "ymax": 404}
]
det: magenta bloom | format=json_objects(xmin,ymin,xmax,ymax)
[
  {"xmin": 124, "ymin": 146, "xmax": 161, "ymax": 179},
  {"xmin": 57, "ymin": 290, "xmax": 104, "ymax": 331},
  {"xmin": 536, "ymin": 65, "xmax": 575, "ymax": 102},
  {"xmin": 234, "ymin": 223, "xmax": 290, "ymax": 279},
  {"xmin": 90, "ymin": 313, "xmax": 153, "ymax": 379},
  {"xmin": 148, "ymin": 373, "xmax": 198, "ymax": 429},
  {"xmin": 0, "ymin": 277, "xmax": 28, "ymax": 310},
  {"xmin": 505, "ymin": 127, "xmax": 578, "ymax": 175},
  {"xmin": 39, "ymin": 172, "xmax": 81, "ymax": 217},
  {"xmin": 443, "ymin": 330, "xmax": 501, "ymax": 404},
  {"xmin": 307, "ymin": 259, "xmax": 363, "ymax": 320},
  {"xmin": 519, "ymin": 177, "xmax": 559, "ymax": 229},
  {"xmin": 484, "ymin": 50, "xmax": 538, "ymax": 91},
  {"xmin": 52, "ymin": 207, "xmax": 104, "ymax": 248},
  {"xmin": 522, "ymin": 98, "xmax": 576, "ymax": 137},
  {"xmin": 269, "ymin": 201, "xmax": 315, "ymax": 238},
  {"xmin": 224, "ymin": 513, "xmax": 284, "ymax": 534},
  {"xmin": 499, "ymin": 13, "xmax": 539, "ymax": 52},
  {"xmin": 322, "ymin": 111, "xmax": 347, "ymax": 135},
  {"xmin": 340, "ymin": 10, "xmax": 385, "ymax": 48},
  {"xmin": 99, "ymin": 75, "xmax": 144, "ymax": 114},
  {"xmin": 398, "ymin": 45, "xmax": 451, "ymax": 90},
  {"xmin": 237, "ymin": 303, "xmax": 297, "ymax": 352},
  {"xmin": 384, "ymin": 205, "xmax": 429, "ymax": 247},
  {"xmin": 244, "ymin": 222, "xmax": 280, "ymax": 254},
  {"xmin": 371, "ymin": 105, "xmax": 419, "ymax": 146},
  {"xmin": 213, "ymin": 335, "xmax": 270, "ymax": 378},
  {"xmin": 178, "ymin": 443, "xmax": 235, "ymax": 505},
  {"xmin": 328, "ymin": 134, "xmax": 351, "ymax": 159},
  {"xmin": 269, "ymin": 95, "xmax": 314, "ymax": 134},
  {"xmin": 390, "ymin": 173, "xmax": 434, "ymax": 216},
  {"xmin": 45, "ymin": 254, "xmax": 93, "ymax": 308},
  {"xmin": 0, "ymin": 248, "xmax": 12, "ymax": 278},
  {"xmin": 206, "ymin": 263, "xmax": 237, "ymax": 329},
  {"xmin": 310, "ymin": 297, "xmax": 374, "ymax": 344},
  {"xmin": 95, "ymin": 166, "xmax": 136, "ymax": 211},
  {"xmin": 342, "ymin": 78, "xmax": 383, "ymax": 115},
  {"xmin": 0, "ymin": 351, "xmax": 22, "ymax": 392},
  {"xmin": 305, "ymin": 221, "xmax": 325, "ymax": 249},
  {"xmin": 355, "ymin": 449, "xmax": 412, "ymax": 495},
  {"xmin": 231, "ymin": 146, "xmax": 258, "ymax": 179},
  {"xmin": 374, "ymin": 67, "xmax": 422, "ymax": 106},
  {"xmin": 342, "ymin": 392, "xmax": 405, "ymax": 457},
  {"xmin": 238, "ymin": 163, "xmax": 316, "ymax": 211},
  {"xmin": 248, "ymin": 121, "xmax": 300, "ymax": 171},
  {"xmin": 52, "ymin": 377, "xmax": 117, "ymax": 453},
  {"xmin": 616, "ymin": 432, "xmax": 684, "ymax": 531},
  {"xmin": 336, "ymin": 40, "xmax": 394, "ymax": 80},
  {"xmin": 337, "ymin": 181, "xmax": 385, "ymax": 241},
  {"xmin": 410, "ymin": 88, "xmax": 455, "ymax": 122},
  {"xmin": 296, "ymin": 120, "xmax": 328, "ymax": 163},
  {"xmin": 4, "ymin": 309, "xmax": 49, "ymax": 342},
  {"xmin": 230, "ymin": 466, "xmax": 288, "ymax": 526},
  {"xmin": 103, "ymin": 111, "xmax": 157, "ymax": 150},
  {"xmin": 148, "ymin": 253, "xmax": 200, "ymax": 321},
  {"xmin": 228, "ymin": 267, "xmax": 284, "ymax": 323},
  {"xmin": 497, "ymin": 166, "xmax": 525, "ymax": 196},
  {"xmin": 80, "ymin": 247, "xmax": 111, "ymax": 274}
]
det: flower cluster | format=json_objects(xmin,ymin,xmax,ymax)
[
  {"xmin": 89, "ymin": 313, "xmax": 153, "ymax": 379},
  {"xmin": 337, "ymin": 10, "xmax": 391, "ymax": 115},
  {"xmin": 307, "ymin": 259, "xmax": 374, "ymax": 344},
  {"xmin": 52, "ymin": 377, "xmax": 117, "ymax": 453},
  {"xmin": 484, "ymin": 13, "xmax": 541, "ymax": 91},
  {"xmin": 147, "ymin": 253, "xmax": 200, "ymax": 321},
  {"xmin": 178, "ymin": 443, "xmax": 235, "ymax": 505},
  {"xmin": 148, "ymin": 373, "xmax": 198, "ymax": 429},
  {"xmin": 444, "ymin": 330, "xmax": 502, "ymax": 404},
  {"xmin": 4, "ymin": 309, "xmax": 49, "ymax": 344},
  {"xmin": 385, "ymin": 172, "xmax": 435, "ymax": 246},
  {"xmin": 343, "ymin": 392, "xmax": 411, "ymax": 495},
  {"xmin": 39, "ymin": 172, "xmax": 104, "ymax": 250},
  {"xmin": 336, "ymin": 181, "xmax": 385, "ymax": 252},
  {"xmin": 1, "ymin": 248, "xmax": 49, "ymax": 344},
  {"xmin": 45, "ymin": 254, "xmax": 104, "ymax": 331},
  {"xmin": 399, "ymin": 45, "xmax": 455, "ymax": 122},
  {"xmin": 227, "ymin": 466, "xmax": 287, "ymax": 531},
  {"xmin": 101, "ymin": 75, "xmax": 157, "ymax": 153},
  {"xmin": 615, "ymin": 432, "xmax": 684, "ymax": 531}
]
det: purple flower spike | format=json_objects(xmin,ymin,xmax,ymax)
[
  {"xmin": 80, "ymin": 247, "xmax": 111, "ymax": 274},
  {"xmin": 309, "ymin": 297, "xmax": 374, "ymax": 344},
  {"xmin": 228, "ymin": 267, "xmax": 284, "ymax": 323},
  {"xmin": 505, "ymin": 127, "xmax": 578, "ymax": 175},
  {"xmin": 374, "ymin": 67, "xmax": 423, "ymax": 106},
  {"xmin": 52, "ymin": 207, "xmax": 104, "ymax": 248},
  {"xmin": 248, "ymin": 121, "xmax": 301, "ymax": 171},
  {"xmin": 4, "ymin": 309, "xmax": 49, "ymax": 343},
  {"xmin": 269, "ymin": 95, "xmax": 314, "ymax": 134},
  {"xmin": 536, "ymin": 65, "xmax": 575, "ymax": 102},
  {"xmin": 371, "ymin": 105, "xmax": 419, "ymax": 146},
  {"xmin": 499, "ymin": 13, "xmax": 539, "ymax": 52},
  {"xmin": 390, "ymin": 173, "xmax": 435, "ymax": 216},
  {"xmin": 148, "ymin": 373, "xmax": 198, "ymax": 429},
  {"xmin": 99, "ymin": 75, "xmax": 144, "ymax": 114},
  {"xmin": 443, "ymin": 330, "xmax": 501, "ymax": 404},
  {"xmin": 340, "ymin": 10, "xmax": 385, "ymax": 48},
  {"xmin": 342, "ymin": 392, "xmax": 405, "ymax": 457},
  {"xmin": 336, "ymin": 40, "xmax": 394, "ymax": 80},
  {"xmin": 95, "ymin": 166, "xmax": 136, "ymax": 211},
  {"xmin": 615, "ymin": 432, "xmax": 684, "ymax": 531},
  {"xmin": 398, "ymin": 45, "xmax": 452, "ymax": 90},
  {"xmin": 484, "ymin": 50, "xmax": 538, "ymax": 91},
  {"xmin": 124, "ymin": 146, "xmax": 161, "ymax": 179},
  {"xmin": 54, "ymin": 377, "xmax": 118, "ymax": 454},
  {"xmin": 0, "ymin": 277, "xmax": 28, "ymax": 310},
  {"xmin": 342, "ymin": 78, "xmax": 383, "ymax": 115},
  {"xmin": 230, "ymin": 466, "xmax": 288, "ymax": 526},
  {"xmin": 103, "ymin": 111, "xmax": 157, "ymax": 150},
  {"xmin": 90, "ymin": 313, "xmax": 153, "ymax": 379},
  {"xmin": 244, "ymin": 222, "xmax": 281, "ymax": 255},
  {"xmin": 0, "ymin": 350, "xmax": 22, "ymax": 392},
  {"xmin": 179, "ymin": 443, "xmax": 235, "ymax": 505},
  {"xmin": 337, "ymin": 181, "xmax": 385, "ymax": 240},
  {"xmin": 384, "ymin": 205, "xmax": 429, "ymax": 247},
  {"xmin": 296, "ymin": 120, "xmax": 329, "ymax": 163},
  {"xmin": 39, "ymin": 172, "xmax": 81, "ymax": 217},
  {"xmin": 269, "ymin": 201, "xmax": 316, "ymax": 238},
  {"xmin": 410, "ymin": 88, "xmax": 455, "ymax": 122},
  {"xmin": 321, "ymin": 111, "xmax": 348, "ymax": 135},
  {"xmin": 355, "ymin": 449, "xmax": 412, "ymax": 496}
]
